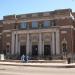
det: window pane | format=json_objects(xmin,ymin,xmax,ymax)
[
  {"xmin": 44, "ymin": 20, "xmax": 50, "ymax": 27},
  {"xmin": 20, "ymin": 22, "xmax": 27, "ymax": 29},
  {"xmin": 32, "ymin": 21, "xmax": 38, "ymax": 28},
  {"xmin": 50, "ymin": 20, "xmax": 55, "ymax": 26}
]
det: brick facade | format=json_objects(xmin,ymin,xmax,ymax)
[{"xmin": 0, "ymin": 8, "xmax": 75, "ymax": 59}]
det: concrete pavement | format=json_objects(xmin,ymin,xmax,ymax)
[
  {"xmin": 0, "ymin": 60, "xmax": 75, "ymax": 68},
  {"xmin": 0, "ymin": 65, "xmax": 75, "ymax": 75}
]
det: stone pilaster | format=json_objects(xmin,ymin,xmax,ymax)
[
  {"xmin": 11, "ymin": 32, "xmax": 15, "ymax": 55},
  {"xmin": 52, "ymin": 32, "xmax": 55, "ymax": 55},
  {"xmin": 26, "ymin": 33, "xmax": 30, "ymax": 56},
  {"xmin": 15, "ymin": 34, "xmax": 18, "ymax": 54},
  {"xmin": 56, "ymin": 30, "xmax": 60, "ymax": 55},
  {"xmin": 39, "ymin": 33, "xmax": 42, "ymax": 56}
]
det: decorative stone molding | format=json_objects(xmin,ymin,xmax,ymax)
[
  {"xmin": 59, "ymin": 25, "xmax": 74, "ymax": 29},
  {"xmin": 43, "ymin": 13, "xmax": 50, "ymax": 16},
  {"xmin": 30, "ymin": 34, "xmax": 39, "ymax": 42},
  {"xmin": 32, "ymin": 14, "xmax": 38, "ymax": 17},
  {"xmin": 6, "ymin": 34, "xmax": 11, "ymax": 37},
  {"xmin": 2, "ymin": 30, "xmax": 11, "ymax": 33},
  {"xmin": 19, "ymin": 34, "xmax": 27, "ymax": 41},
  {"xmin": 43, "ymin": 33, "xmax": 52, "ymax": 41},
  {"xmin": 61, "ymin": 38, "xmax": 67, "ymax": 44},
  {"xmin": 61, "ymin": 31, "xmax": 67, "ymax": 34},
  {"xmin": 20, "ymin": 40, "xmax": 26, "ymax": 45},
  {"xmin": 6, "ymin": 42, "xmax": 10, "ymax": 45},
  {"xmin": 20, "ymin": 15, "xmax": 26, "ymax": 18},
  {"xmin": 3, "ymin": 20, "xmax": 15, "ymax": 24},
  {"xmin": 16, "ymin": 28, "xmax": 58, "ymax": 34}
]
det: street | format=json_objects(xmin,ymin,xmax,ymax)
[{"xmin": 0, "ymin": 65, "xmax": 75, "ymax": 75}]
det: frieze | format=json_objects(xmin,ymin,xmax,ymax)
[
  {"xmin": 43, "ymin": 33, "xmax": 52, "ymax": 41},
  {"xmin": 18, "ymin": 34, "xmax": 27, "ymax": 41},
  {"xmin": 30, "ymin": 34, "xmax": 39, "ymax": 41}
]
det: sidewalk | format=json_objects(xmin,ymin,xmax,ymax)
[{"xmin": 0, "ymin": 60, "xmax": 75, "ymax": 68}]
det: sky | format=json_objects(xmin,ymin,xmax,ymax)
[{"xmin": 0, "ymin": 0, "xmax": 75, "ymax": 19}]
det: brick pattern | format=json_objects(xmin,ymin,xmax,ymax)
[{"xmin": 0, "ymin": 8, "xmax": 75, "ymax": 56}]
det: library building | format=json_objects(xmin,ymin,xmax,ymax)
[{"xmin": 0, "ymin": 9, "xmax": 75, "ymax": 59}]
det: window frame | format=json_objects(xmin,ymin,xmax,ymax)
[
  {"xmin": 43, "ymin": 20, "xmax": 50, "ymax": 28},
  {"xmin": 32, "ymin": 21, "xmax": 38, "ymax": 29},
  {"xmin": 19, "ymin": 22, "xmax": 27, "ymax": 29}
]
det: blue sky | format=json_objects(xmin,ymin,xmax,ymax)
[{"xmin": 0, "ymin": 0, "xmax": 75, "ymax": 19}]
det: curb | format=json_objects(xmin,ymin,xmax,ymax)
[{"xmin": 0, "ymin": 62, "xmax": 75, "ymax": 68}]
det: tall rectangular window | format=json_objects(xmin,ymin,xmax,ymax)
[
  {"xmin": 32, "ymin": 21, "xmax": 38, "ymax": 28},
  {"xmin": 43, "ymin": 20, "xmax": 50, "ymax": 28},
  {"xmin": 50, "ymin": 20, "xmax": 55, "ymax": 26},
  {"xmin": 20, "ymin": 22, "xmax": 27, "ymax": 29}
]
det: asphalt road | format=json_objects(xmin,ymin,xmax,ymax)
[{"xmin": 0, "ymin": 65, "xmax": 75, "ymax": 75}]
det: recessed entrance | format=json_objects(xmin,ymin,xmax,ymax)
[
  {"xmin": 20, "ymin": 45, "xmax": 26, "ymax": 56},
  {"xmin": 44, "ymin": 45, "xmax": 51, "ymax": 56},
  {"xmin": 62, "ymin": 43, "xmax": 67, "ymax": 52},
  {"xmin": 32, "ymin": 45, "xmax": 38, "ymax": 56}
]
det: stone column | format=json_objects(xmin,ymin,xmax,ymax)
[
  {"xmin": 39, "ymin": 33, "xmax": 42, "ymax": 57},
  {"xmin": 56, "ymin": 30, "xmax": 60, "ymax": 55},
  {"xmin": 18, "ymin": 40, "xmax": 20, "ymax": 55},
  {"xmin": 52, "ymin": 32, "xmax": 55, "ymax": 55},
  {"xmin": 26, "ymin": 33, "xmax": 30, "ymax": 56},
  {"xmin": 42, "ymin": 41, "xmax": 44, "ymax": 56},
  {"xmin": 11, "ymin": 32, "xmax": 15, "ymax": 55},
  {"xmin": 15, "ymin": 34, "xmax": 18, "ymax": 54},
  {"xmin": 30, "ymin": 41, "xmax": 32, "ymax": 56}
]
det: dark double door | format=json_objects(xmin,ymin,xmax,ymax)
[
  {"xmin": 20, "ymin": 44, "xmax": 51, "ymax": 57},
  {"xmin": 20, "ymin": 45, "xmax": 26, "ymax": 56},
  {"xmin": 20, "ymin": 45, "xmax": 38, "ymax": 57},
  {"xmin": 44, "ymin": 45, "xmax": 51, "ymax": 56},
  {"xmin": 32, "ymin": 45, "xmax": 38, "ymax": 57},
  {"xmin": 32, "ymin": 45, "xmax": 51, "ymax": 57}
]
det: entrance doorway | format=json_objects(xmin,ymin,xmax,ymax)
[
  {"xmin": 32, "ymin": 45, "xmax": 38, "ymax": 57},
  {"xmin": 44, "ymin": 45, "xmax": 51, "ymax": 56},
  {"xmin": 20, "ymin": 45, "xmax": 26, "ymax": 56},
  {"xmin": 62, "ymin": 43, "xmax": 67, "ymax": 57}
]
